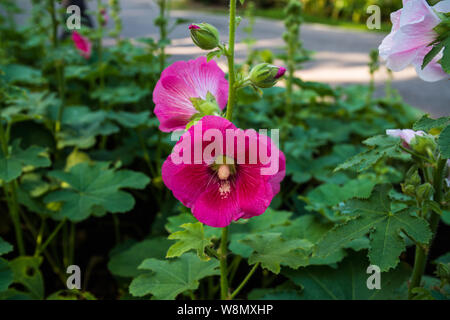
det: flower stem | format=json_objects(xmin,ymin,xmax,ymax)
[
  {"xmin": 230, "ymin": 262, "xmax": 259, "ymax": 299},
  {"xmin": 220, "ymin": 226, "xmax": 229, "ymax": 300},
  {"xmin": 408, "ymin": 157, "xmax": 446, "ymax": 299},
  {"xmin": 35, "ymin": 219, "xmax": 66, "ymax": 257},
  {"xmin": 225, "ymin": 0, "xmax": 237, "ymax": 121}
]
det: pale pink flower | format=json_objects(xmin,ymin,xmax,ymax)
[
  {"xmin": 379, "ymin": 0, "xmax": 450, "ymax": 82},
  {"xmin": 72, "ymin": 31, "xmax": 92, "ymax": 60},
  {"xmin": 153, "ymin": 57, "xmax": 229, "ymax": 132},
  {"xmin": 386, "ymin": 129, "xmax": 425, "ymax": 148}
]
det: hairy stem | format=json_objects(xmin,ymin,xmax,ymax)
[
  {"xmin": 408, "ymin": 157, "xmax": 446, "ymax": 298},
  {"xmin": 225, "ymin": 0, "xmax": 237, "ymax": 121}
]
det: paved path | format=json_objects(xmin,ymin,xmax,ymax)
[{"xmin": 14, "ymin": 0, "xmax": 449, "ymax": 116}]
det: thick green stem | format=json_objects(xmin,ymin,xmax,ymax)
[
  {"xmin": 220, "ymin": 226, "xmax": 229, "ymax": 300},
  {"xmin": 48, "ymin": 0, "xmax": 58, "ymax": 48},
  {"xmin": 158, "ymin": 0, "xmax": 168, "ymax": 73},
  {"xmin": 408, "ymin": 158, "xmax": 446, "ymax": 299},
  {"xmin": 230, "ymin": 262, "xmax": 259, "ymax": 299},
  {"xmin": 225, "ymin": 0, "xmax": 237, "ymax": 121}
]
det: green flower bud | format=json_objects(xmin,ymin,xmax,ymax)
[
  {"xmin": 189, "ymin": 23, "xmax": 220, "ymax": 50},
  {"xmin": 409, "ymin": 134, "xmax": 437, "ymax": 157},
  {"xmin": 416, "ymin": 183, "xmax": 434, "ymax": 202},
  {"xmin": 249, "ymin": 63, "xmax": 286, "ymax": 88}
]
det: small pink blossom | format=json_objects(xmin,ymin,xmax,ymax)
[
  {"xmin": 386, "ymin": 129, "xmax": 425, "ymax": 148},
  {"xmin": 162, "ymin": 115, "xmax": 286, "ymax": 228},
  {"xmin": 446, "ymin": 159, "xmax": 450, "ymax": 187},
  {"xmin": 275, "ymin": 67, "xmax": 286, "ymax": 79},
  {"xmin": 72, "ymin": 31, "xmax": 92, "ymax": 60},
  {"xmin": 153, "ymin": 57, "xmax": 229, "ymax": 132},
  {"xmin": 379, "ymin": 0, "xmax": 450, "ymax": 82}
]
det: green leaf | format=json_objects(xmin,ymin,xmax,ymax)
[
  {"xmin": 0, "ymin": 64, "xmax": 47, "ymax": 85},
  {"xmin": 335, "ymin": 135, "xmax": 408, "ymax": 172},
  {"xmin": 422, "ymin": 41, "xmax": 444, "ymax": 70},
  {"xmin": 44, "ymin": 162, "xmax": 150, "ymax": 222},
  {"xmin": 165, "ymin": 213, "xmax": 221, "ymax": 239},
  {"xmin": 129, "ymin": 253, "xmax": 220, "ymax": 299},
  {"xmin": 248, "ymin": 288, "xmax": 303, "ymax": 300},
  {"xmin": 108, "ymin": 237, "xmax": 172, "ymax": 278},
  {"xmin": 107, "ymin": 111, "xmax": 151, "ymax": 128},
  {"xmin": 438, "ymin": 125, "xmax": 450, "ymax": 158},
  {"xmin": 241, "ymin": 233, "xmax": 313, "ymax": 274},
  {"xmin": 166, "ymin": 223, "xmax": 213, "ymax": 261},
  {"xmin": 283, "ymin": 251, "xmax": 411, "ymax": 300},
  {"xmin": 316, "ymin": 185, "xmax": 432, "ymax": 271},
  {"xmin": 9, "ymin": 257, "xmax": 44, "ymax": 299},
  {"xmin": 413, "ymin": 115, "xmax": 450, "ymax": 131},
  {"xmin": 0, "ymin": 258, "xmax": 13, "ymax": 292},
  {"xmin": 0, "ymin": 140, "xmax": 51, "ymax": 182},
  {"xmin": 440, "ymin": 37, "xmax": 450, "ymax": 74},
  {"xmin": 0, "ymin": 237, "xmax": 13, "ymax": 256}
]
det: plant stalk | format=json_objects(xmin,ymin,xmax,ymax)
[
  {"xmin": 220, "ymin": 226, "xmax": 229, "ymax": 300},
  {"xmin": 225, "ymin": 0, "xmax": 237, "ymax": 121}
]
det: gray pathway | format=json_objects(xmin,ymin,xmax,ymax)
[{"xmin": 13, "ymin": 0, "xmax": 450, "ymax": 116}]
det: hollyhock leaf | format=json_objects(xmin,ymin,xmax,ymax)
[
  {"xmin": 0, "ymin": 237, "xmax": 13, "ymax": 256},
  {"xmin": 90, "ymin": 85, "xmax": 149, "ymax": 106},
  {"xmin": 283, "ymin": 251, "xmax": 411, "ymax": 300},
  {"xmin": 44, "ymin": 162, "xmax": 150, "ymax": 222},
  {"xmin": 0, "ymin": 258, "xmax": 13, "ymax": 293},
  {"xmin": 241, "ymin": 233, "xmax": 313, "ymax": 274},
  {"xmin": 166, "ymin": 223, "xmax": 213, "ymax": 261},
  {"xmin": 129, "ymin": 253, "xmax": 220, "ymax": 299},
  {"xmin": 438, "ymin": 125, "xmax": 450, "ymax": 158},
  {"xmin": 9, "ymin": 257, "xmax": 44, "ymax": 300},
  {"xmin": 413, "ymin": 114, "xmax": 450, "ymax": 131},
  {"xmin": 422, "ymin": 41, "xmax": 444, "ymax": 70},
  {"xmin": 0, "ymin": 140, "xmax": 51, "ymax": 183},
  {"xmin": 0, "ymin": 64, "xmax": 47, "ymax": 86},
  {"xmin": 108, "ymin": 238, "xmax": 172, "ymax": 278},
  {"xmin": 441, "ymin": 38, "xmax": 450, "ymax": 73},
  {"xmin": 107, "ymin": 111, "xmax": 151, "ymax": 128},
  {"xmin": 335, "ymin": 135, "xmax": 408, "ymax": 172},
  {"xmin": 315, "ymin": 185, "xmax": 432, "ymax": 271},
  {"xmin": 165, "ymin": 213, "xmax": 221, "ymax": 239}
]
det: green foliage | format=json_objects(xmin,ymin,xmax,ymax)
[
  {"xmin": 108, "ymin": 237, "xmax": 172, "ymax": 278},
  {"xmin": 241, "ymin": 233, "xmax": 312, "ymax": 274},
  {"xmin": 7, "ymin": 257, "xmax": 44, "ymax": 299},
  {"xmin": 438, "ymin": 125, "xmax": 450, "ymax": 158},
  {"xmin": 316, "ymin": 185, "xmax": 432, "ymax": 271},
  {"xmin": 129, "ymin": 253, "xmax": 220, "ymax": 299},
  {"xmin": 283, "ymin": 252, "xmax": 411, "ymax": 300},
  {"xmin": 0, "ymin": 140, "xmax": 51, "ymax": 182},
  {"xmin": 44, "ymin": 162, "xmax": 150, "ymax": 221},
  {"xmin": 166, "ymin": 222, "xmax": 213, "ymax": 261},
  {"xmin": 0, "ymin": 237, "xmax": 13, "ymax": 256}
]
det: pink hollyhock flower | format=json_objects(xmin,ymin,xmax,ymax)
[
  {"xmin": 162, "ymin": 115, "xmax": 286, "ymax": 228},
  {"xmin": 153, "ymin": 57, "xmax": 228, "ymax": 132},
  {"xmin": 72, "ymin": 31, "xmax": 92, "ymax": 60},
  {"xmin": 379, "ymin": 0, "xmax": 450, "ymax": 82},
  {"xmin": 446, "ymin": 159, "xmax": 450, "ymax": 187},
  {"xmin": 386, "ymin": 129, "xmax": 425, "ymax": 148}
]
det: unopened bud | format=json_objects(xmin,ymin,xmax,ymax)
[
  {"xmin": 249, "ymin": 63, "xmax": 286, "ymax": 88},
  {"xmin": 189, "ymin": 23, "xmax": 220, "ymax": 50}
]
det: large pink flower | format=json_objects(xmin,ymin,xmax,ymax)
[
  {"xmin": 153, "ymin": 57, "xmax": 229, "ymax": 132},
  {"xmin": 162, "ymin": 115, "xmax": 286, "ymax": 227},
  {"xmin": 72, "ymin": 31, "xmax": 92, "ymax": 60},
  {"xmin": 379, "ymin": 0, "xmax": 450, "ymax": 82}
]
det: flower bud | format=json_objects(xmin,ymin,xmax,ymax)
[
  {"xmin": 189, "ymin": 23, "xmax": 220, "ymax": 50},
  {"xmin": 409, "ymin": 134, "xmax": 437, "ymax": 157},
  {"xmin": 416, "ymin": 183, "xmax": 434, "ymax": 202},
  {"xmin": 249, "ymin": 63, "xmax": 286, "ymax": 88}
]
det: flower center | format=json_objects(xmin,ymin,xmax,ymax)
[{"xmin": 217, "ymin": 164, "xmax": 231, "ymax": 180}]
